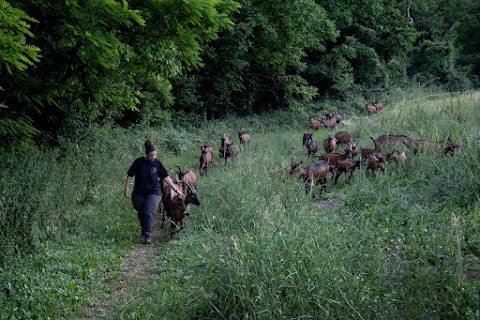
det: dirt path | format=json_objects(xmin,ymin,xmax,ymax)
[
  {"xmin": 77, "ymin": 217, "xmax": 168, "ymax": 319},
  {"xmin": 77, "ymin": 198, "xmax": 341, "ymax": 320}
]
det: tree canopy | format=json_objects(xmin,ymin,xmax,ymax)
[{"xmin": 0, "ymin": 0, "xmax": 479, "ymax": 143}]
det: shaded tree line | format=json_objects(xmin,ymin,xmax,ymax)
[{"xmin": 1, "ymin": 0, "xmax": 479, "ymax": 144}]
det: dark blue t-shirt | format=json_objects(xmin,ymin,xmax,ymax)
[{"xmin": 127, "ymin": 157, "xmax": 169, "ymax": 195}]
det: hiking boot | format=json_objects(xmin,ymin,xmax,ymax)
[{"xmin": 144, "ymin": 234, "xmax": 152, "ymax": 245}]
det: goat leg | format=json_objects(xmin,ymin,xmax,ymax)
[
  {"xmin": 348, "ymin": 171, "xmax": 354, "ymax": 181},
  {"xmin": 334, "ymin": 171, "xmax": 341, "ymax": 184}
]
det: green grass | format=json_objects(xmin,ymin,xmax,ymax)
[
  {"xmin": 1, "ymin": 91, "xmax": 479, "ymax": 319},
  {"xmin": 108, "ymin": 92, "xmax": 480, "ymax": 319}
]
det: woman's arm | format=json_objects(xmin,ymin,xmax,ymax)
[
  {"xmin": 124, "ymin": 176, "xmax": 133, "ymax": 198},
  {"xmin": 164, "ymin": 176, "xmax": 185, "ymax": 199}
]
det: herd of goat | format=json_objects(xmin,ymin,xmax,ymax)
[
  {"xmin": 294, "ymin": 101, "xmax": 461, "ymax": 196},
  {"xmin": 158, "ymin": 103, "xmax": 461, "ymax": 238},
  {"xmin": 159, "ymin": 130, "xmax": 251, "ymax": 238},
  {"xmin": 294, "ymin": 130, "xmax": 459, "ymax": 196}
]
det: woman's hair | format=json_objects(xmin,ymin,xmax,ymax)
[{"xmin": 144, "ymin": 140, "xmax": 157, "ymax": 154}]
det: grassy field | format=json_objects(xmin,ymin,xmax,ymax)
[{"xmin": 1, "ymin": 91, "xmax": 479, "ymax": 319}]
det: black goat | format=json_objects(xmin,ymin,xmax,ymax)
[
  {"xmin": 302, "ymin": 133, "xmax": 313, "ymax": 154},
  {"xmin": 306, "ymin": 137, "xmax": 319, "ymax": 158}
]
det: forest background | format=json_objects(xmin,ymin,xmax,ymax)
[{"xmin": 2, "ymin": 0, "xmax": 480, "ymax": 144}]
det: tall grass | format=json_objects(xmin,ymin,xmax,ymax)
[
  {"xmin": 1, "ymin": 91, "xmax": 479, "ymax": 319},
  {"xmin": 107, "ymin": 93, "xmax": 480, "ymax": 319}
]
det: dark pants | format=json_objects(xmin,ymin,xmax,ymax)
[{"xmin": 132, "ymin": 193, "xmax": 161, "ymax": 236}]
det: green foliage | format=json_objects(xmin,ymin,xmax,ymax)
[
  {"xmin": 0, "ymin": 107, "xmax": 38, "ymax": 144},
  {"xmin": 409, "ymin": 41, "xmax": 452, "ymax": 83},
  {"xmin": 1, "ymin": 0, "xmax": 480, "ymax": 144},
  {"xmin": 173, "ymin": 0, "xmax": 337, "ymax": 117},
  {"xmin": 118, "ymin": 0, "xmax": 241, "ymax": 123},
  {"xmin": 410, "ymin": 0, "xmax": 473, "ymax": 42},
  {"xmin": 0, "ymin": 0, "xmax": 41, "ymax": 74},
  {"xmin": 409, "ymin": 40, "xmax": 471, "ymax": 90},
  {"xmin": 305, "ymin": 0, "xmax": 418, "ymax": 101},
  {"xmin": 406, "ymin": 0, "xmax": 479, "ymax": 91},
  {"xmin": 0, "ymin": 239, "xmax": 127, "ymax": 319},
  {"xmin": 454, "ymin": 12, "xmax": 480, "ymax": 87},
  {"xmin": 0, "ymin": 1, "xmax": 41, "ymax": 143},
  {"xmin": 0, "ymin": 0, "xmax": 240, "ymax": 144},
  {"xmin": 455, "ymin": 14, "xmax": 480, "ymax": 56}
]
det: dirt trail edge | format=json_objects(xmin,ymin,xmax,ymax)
[{"xmin": 77, "ymin": 217, "xmax": 167, "ymax": 320}]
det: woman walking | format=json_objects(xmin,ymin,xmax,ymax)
[{"xmin": 124, "ymin": 140, "xmax": 185, "ymax": 244}]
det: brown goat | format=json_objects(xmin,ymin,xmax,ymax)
[
  {"xmin": 323, "ymin": 135, "xmax": 338, "ymax": 153},
  {"xmin": 176, "ymin": 166, "xmax": 197, "ymax": 187},
  {"xmin": 308, "ymin": 118, "xmax": 321, "ymax": 131},
  {"xmin": 199, "ymin": 144, "xmax": 213, "ymax": 176},
  {"xmin": 219, "ymin": 135, "xmax": 238, "ymax": 165},
  {"xmin": 326, "ymin": 113, "xmax": 343, "ymax": 124},
  {"xmin": 289, "ymin": 160, "xmax": 332, "ymax": 194},
  {"xmin": 444, "ymin": 143, "xmax": 461, "ymax": 155},
  {"xmin": 374, "ymin": 134, "xmax": 412, "ymax": 149},
  {"xmin": 346, "ymin": 141, "xmax": 359, "ymax": 159},
  {"xmin": 223, "ymin": 136, "xmax": 233, "ymax": 145},
  {"xmin": 334, "ymin": 159, "xmax": 361, "ymax": 184},
  {"xmin": 360, "ymin": 137, "xmax": 381, "ymax": 161},
  {"xmin": 322, "ymin": 117, "xmax": 337, "ymax": 129},
  {"xmin": 238, "ymin": 131, "xmax": 251, "ymax": 150},
  {"xmin": 366, "ymin": 104, "xmax": 377, "ymax": 115},
  {"xmin": 160, "ymin": 180, "xmax": 200, "ymax": 238},
  {"xmin": 386, "ymin": 150, "xmax": 407, "ymax": 163},
  {"xmin": 318, "ymin": 149, "xmax": 351, "ymax": 178},
  {"xmin": 373, "ymin": 101, "xmax": 383, "ymax": 111},
  {"xmin": 332, "ymin": 113, "xmax": 343, "ymax": 124},
  {"xmin": 413, "ymin": 135, "xmax": 454, "ymax": 155},
  {"xmin": 334, "ymin": 131, "xmax": 352, "ymax": 145},
  {"xmin": 366, "ymin": 154, "xmax": 385, "ymax": 177},
  {"xmin": 175, "ymin": 167, "xmax": 198, "ymax": 214}
]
